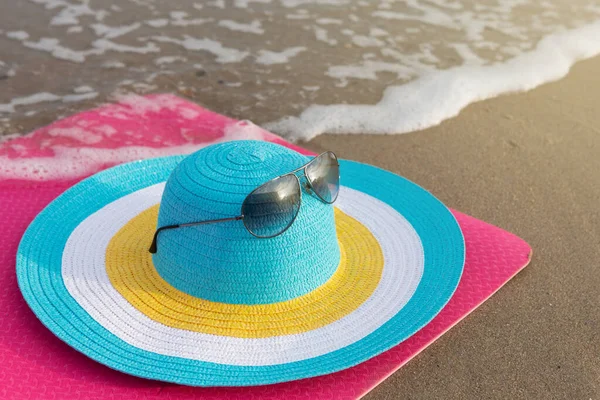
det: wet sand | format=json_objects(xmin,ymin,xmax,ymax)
[
  {"xmin": 304, "ymin": 56, "xmax": 599, "ymax": 399},
  {"xmin": 3, "ymin": 0, "xmax": 600, "ymax": 140}
]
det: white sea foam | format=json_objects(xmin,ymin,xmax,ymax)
[
  {"xmin": 153, "ymin": 36, "xmax": 248, "ymax": 63},
  {"xmin": 0, "ymin": 120, "xmax": 271, "ymax": 181},
  {"xmin": 256, "ymin": 47, "xmax": 306, "ymax": 65},
  {"xmin": 23, "ymin": 37, "xmax": 99, "ymax": 62},
  {"xmin": 207, "ymin": 0, "xmax": 225, "ymax": 9},
  {"xmin": 369, "ymin": 27, "xmax": 388, "ymax": 37},
  {"xmin": 6, "ymin": 31, "xmax": 29, "ymax": 40},
  {"xmin": 169, "ymin": 11, "xmax": 212, "ymax": 27},
  {"xmin": 0, "ymin": 60, "xmax": 16, "ymax": 78},
  {"xmin": 266, "ymin": 21, "xmax": 600, "ymax": 141},
  {"xmin": 281, "ymin": 0, "xmax": 349, "ymax": 8},
  {"xmin": 74, "ymin": 85, "xmax": 94, "ymax": 93},
  {"xmin": 313, "ymin": 27, "xmax": 337, "ymax": 46},
  {"xmin": 3, "ymin": 0, "xmax": 600, "ymax": 143},
  {"xmin": 0, "ymin": 90, "xmax": 98, "ymax": 113},
  {"xmin": 327, "ymin": 61, "xmax": 413, "ymax": 81},
  {"xmin": 67, "ymin": 26, "xmax": 83, "ymax": 33},
  {"xmin": 351, "ymin": 35, "xmax": 385, "ymax": 48},
  {"xmin": 218, "ymin": 19, "xmax": 264, "ymax": 34},
  {"xmin": 154, "ymin": 56, "xmax": 187, "ymax": 65},
  {"xmin": 62, "ymin": 91, "xmax": 98, "ymax": 102},
  {"xmin": 234, "ymin": 0, "xmax": 271, "ymax": 8},
  {"xmin": 92, "ymin": 39, "xmax": 159, "ymax": 54},
  {"xmin": 34, "ymin": 0, "xmax": 107, "ymax": 26},
  {"xmin": 146, "ymin": 19, "xmax": 169, "ymax": 28},
  {"xmin": 91, "ymin": 23, "xmax": 140, "ymax": 39},
  {"xmin": 0, "ymin": 93, "xmax": 61, "ymax": 113},
  {"xmin": 101, "ymin": 60, "xmax": 125, "ymax": 69},
  {"xmin": 373, "ymin": 7, "xmax": 458, "ymax": 29},
  {"xmin": 316, "ymin": 18, "xmax": 342, "ymax": 25},
  {"xmin": 48, "ymin": 126, "xmax": 103, "ymax": 144}
]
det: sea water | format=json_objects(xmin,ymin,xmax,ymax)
[{"xmin": 1, "ymin": 0, "xmax": 600, "ymax": 145}]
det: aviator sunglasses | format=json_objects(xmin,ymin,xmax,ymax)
[{"xmin": 149, "ymin": 151, "xmax": 340, "ymax": 253}]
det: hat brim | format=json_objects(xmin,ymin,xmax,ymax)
[{"xmin": 17, "ymin": 156, "xmax": 464, "ymax": 386}]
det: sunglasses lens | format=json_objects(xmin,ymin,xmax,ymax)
[
  {"xmin": 242, "ymin": 174, "xmax": 301, "ymax": 238},
  {"xmin": 305, "ymin": 152, "xmax": 340, "ymax": 203}
]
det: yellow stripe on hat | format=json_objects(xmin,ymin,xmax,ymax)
[{"xmin": 106, "ymin": 206, "xmax": 383, "ymax": 338}]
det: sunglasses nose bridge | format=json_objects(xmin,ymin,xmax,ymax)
[
  {"xmin": 294, "ymin": 172, "xmax": 313, "ymax": 194},
  {"xmin": 291, "ymin": 167, "xmax": 306, "ymax": 179}
]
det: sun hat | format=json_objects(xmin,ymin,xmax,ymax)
[{"xmin": 16, "ymin": 139, "xmax": 464, "ymax": 387}]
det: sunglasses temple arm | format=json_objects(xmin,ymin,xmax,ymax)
[{"xmin": 148, "ymin": 216, "xmax": 244, "ymax": 254}]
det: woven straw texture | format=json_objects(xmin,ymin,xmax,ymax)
[
  {"xmin": 61, "ymin": 182, "xmax": 424, "ymax": 366},
  {"xmin": 107, "ymin": 206, "xmax": 383, "ymax": 337},
  {"xmin": 16, "ymin": 143, "xmax": 465, "ymax": 386},
  {"xmin": 153, "ymin": 141, "xmax": 339, "ymax": 304}
]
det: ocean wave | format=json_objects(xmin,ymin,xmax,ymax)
[
  {"xmin": 266, "ymin": 20, "xmax": 600, "ymax": 140},
  {"xmin": 1, "ymin": 0, "xmax": 599, "ymax": 141}
]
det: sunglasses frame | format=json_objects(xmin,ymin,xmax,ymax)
[{"xmin": 149, "ymin": 151, "xmax": 339, "ymax": 253}]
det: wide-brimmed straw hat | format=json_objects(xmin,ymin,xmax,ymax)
[{"xmin": 17, "ymin": 140, "xmax": 464, "ymax": 387}]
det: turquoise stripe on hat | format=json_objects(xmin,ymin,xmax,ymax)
[
  {"xmin": 17, "ymin": 146, "xmax": 464, "ymax": 387},
  {"xmin": 153, "ymin": 141, "xmax": 340, "ymax": 304}
]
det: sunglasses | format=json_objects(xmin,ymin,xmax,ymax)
[{"xmin": 149, "ymin": 151, "xmax": 340, "ymax": 253}]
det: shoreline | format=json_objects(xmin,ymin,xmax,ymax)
[
  {"xmin": 265, "ymin": 20, "xmax": 600, "ymax": 141},
  {"xmin": 304, "ymin": 55, "xmax": 600, "ymax": 399}
]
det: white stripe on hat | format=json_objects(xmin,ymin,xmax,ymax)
[{"xmin": 62, "ymin": 184, "xmax": 424, "ymax": 366}]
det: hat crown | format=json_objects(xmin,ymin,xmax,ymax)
[{"xmin": 153, "ymin": 140, "xmax": 340, "ymax": 305}]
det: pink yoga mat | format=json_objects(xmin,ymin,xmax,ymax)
[{"xmin": 0, "ymin": 95, "xmax": 531, "ymax": 399}]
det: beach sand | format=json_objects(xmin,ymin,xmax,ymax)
[
  {"xmin": 2, "ymin": 30, "xmax": 599, "ymax": 400},
  {"xmin": 304, "ymin": 56, "xmax": 599, "ymax": 399}
]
